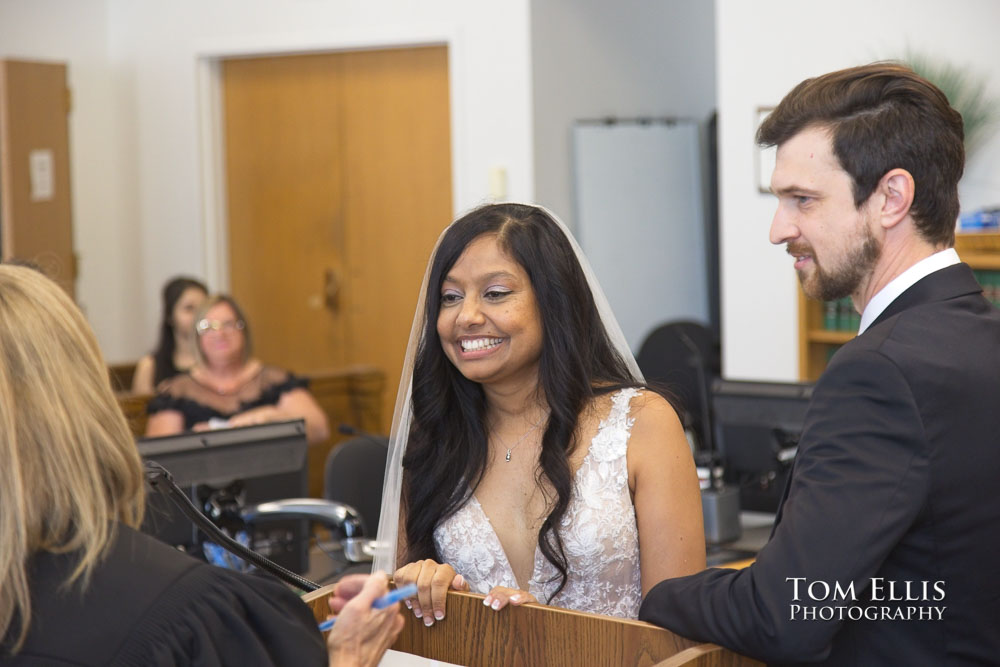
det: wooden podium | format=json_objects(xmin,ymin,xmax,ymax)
[{"xmin": 304, "ymin": 586, "xmax": 762, "ymax": 667}]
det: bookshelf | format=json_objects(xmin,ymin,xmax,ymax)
[{"xmin": 798, "ymin": 231, "xmax": 1000, "ymax": 381}]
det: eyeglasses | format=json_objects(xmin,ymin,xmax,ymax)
[{"xmin": 196, "ymin": 318, "xmax": 245, "ymax": 335}]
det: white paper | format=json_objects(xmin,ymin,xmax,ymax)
[
  {"xmin": 29, "ymin": 149, "xmax": 55, "ymax": 201},
  {"xmin": 379, "ymin": 649, "xmax": 464, "ymax": 667}
]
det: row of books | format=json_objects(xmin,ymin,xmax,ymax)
[
  {"xmin": 821, "ymin": 270, "xmax": 1000, "ymax": 333},
  {"xmin": 821, "ymin": 297, "xmax": 859, "ymax": 332}
]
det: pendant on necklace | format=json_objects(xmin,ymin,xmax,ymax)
[{"xmin": 505, "ymin": 449, "xmax": 512, "ymax": 462}]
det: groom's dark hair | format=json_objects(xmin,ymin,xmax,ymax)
[{"xmin": 757, "ymin": 62, "xmax": 964, "ymax": 247}]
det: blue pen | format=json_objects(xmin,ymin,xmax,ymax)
[{"xmin": 318, "ymin": 583, "xmax": 418, "ymax": 632}]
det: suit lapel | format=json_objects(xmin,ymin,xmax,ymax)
[
  {"xmin": 869, "ymin": 263, "xmax": 982, "ymax": 330},
  {"xmin": 771, "ymin": 263, "xmax": 980, "ymax": 532}
]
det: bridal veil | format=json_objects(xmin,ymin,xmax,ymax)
[{"xmin": 372, "ymin": 204, "xmax": 642, "ymax": 573}]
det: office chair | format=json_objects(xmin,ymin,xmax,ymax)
[
  {"xmin": 323, "ymin": 434, "xmax": 389, "ymax": 537},
  {"xmin": 271, "ymin": 433, "xmax": 384, "ymax": 580},
  {"xmin": 636, "ymin": 320, "xmax": 720, "ymax": 453},
  {"xmin": 220, "ymin": 454, "xmax": 384, "ymax": 576}
]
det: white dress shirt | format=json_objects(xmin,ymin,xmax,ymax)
[{"xmin": 857, "ymin": 248, "xmax": 961, "ymax": 334}]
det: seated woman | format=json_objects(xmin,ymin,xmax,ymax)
[
  {"xmin": 0, "ymin": 265, "xmax": 401, "ymax": 666},
  {"xmin": 382, "ymin": 203, "xmax": 705, "ymax": 623},
  {"xmin": 145, "ymin": 294, "xmax": 330, "ymax": 444},
  {"xmin": 132, "ymin": 276, "xmax": 208, "ymax": 395}
]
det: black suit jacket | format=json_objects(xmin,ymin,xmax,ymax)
[{"xmin": 639, "ymin": 264, "xmax": 1000, "ymax": 665}]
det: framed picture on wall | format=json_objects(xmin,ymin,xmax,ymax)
[{"xmin": 756, "ymin": 106, "xmax": 776, "ymax": 194}]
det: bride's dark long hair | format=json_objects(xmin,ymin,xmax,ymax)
[{"xmin": 402, "ymin": 203, "xmax": 641, "ymax": 599}]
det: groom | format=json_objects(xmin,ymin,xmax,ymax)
[{"xmin": 639, "ymin": 63, "xmax": 1000, "ymax": 664}]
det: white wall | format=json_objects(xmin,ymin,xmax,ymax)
[
  {"xmin": 109, "ymin": 0, "xmax": 534, "ymax": 362},
  {"xmin": 716, "ymin": 0, "xmax": 1000, "ymax": 381},
  {"xmin": 0, "ymin": 0, "xmax": 141, "ymax": 361},
  {"xmin": 2, "ymin": 0, "xmax": 534, "ymax": 362},
  {"xmin": 9, "ymin": 0, "xmax": 999, "ymax": 377},
  {"xmin": 530, "ymin": 0, "xmax": 716, "ymax": 229}
]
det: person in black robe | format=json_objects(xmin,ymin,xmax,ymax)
[{"xmin": 0, "ymin": 264, "xmax": 401, "ymax": 666}]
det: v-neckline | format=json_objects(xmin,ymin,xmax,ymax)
[{"xmin": 470, "ymin": 431, "xmax": 600, "ymax": 592}]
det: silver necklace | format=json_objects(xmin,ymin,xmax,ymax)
[{"xmin": 495, "ymin": 419, "xmax": 545, "ymax": 462}]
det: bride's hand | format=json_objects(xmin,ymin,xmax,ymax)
[
  {"xmin": 483, "ymin": 586, "xmax": 537, "ymax": 611},
  {"xmin": 393, "ymin": 559, "xmax": 469, "ymax": 626}
]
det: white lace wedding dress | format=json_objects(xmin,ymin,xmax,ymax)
[{"xmin": 434, "ymin": 388, "xmax": 643, "ymax": 618}]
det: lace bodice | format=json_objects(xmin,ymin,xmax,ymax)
[{"xmin": 434, "ymin": 388, "xmax": 642, "ymax": 618}]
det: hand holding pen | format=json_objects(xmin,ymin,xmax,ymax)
[
  {"xmin": 323, "ymin": 572, "xmax": 406, "ymax": 667},
  {"xmin": 319, "ymin": 582, "xmax": 417, "ymax": 631}
]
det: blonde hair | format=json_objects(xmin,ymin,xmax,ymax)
[{"xmin": 0, "ymin": 265, "xmax": 145, "ymax": 651}]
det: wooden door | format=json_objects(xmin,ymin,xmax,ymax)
[
  {"xmin": 222, "ymin": 47, "xmax": 451, "ymax": 430},
  {"xmin": 0, "ymin": 59, "xmax": 76, "ymax": 297},
  {"xmin": 223, "ymin": 54, "xmax": 349, "ymax": 373}
]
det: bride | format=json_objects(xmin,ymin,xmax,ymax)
[{"xmin": 377, "ymin": 203, "xmax": 704, "ymax": 625}]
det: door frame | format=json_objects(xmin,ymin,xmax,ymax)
[{"xmin": 194, "ymin": 27, "xmax": 463, "ymax": 291}]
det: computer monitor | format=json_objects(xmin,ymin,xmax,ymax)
[
  {"xmin": 137, "ymin": 419, "xmax": 310, "ymax": 573},
  {"xmin": 711, "ymin": 379, "xmax": 813, "ymax": 513}
]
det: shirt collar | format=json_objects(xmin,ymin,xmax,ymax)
[{"xmin": 857, "ymin": 248, "xmax": 961, "ymax": 334}]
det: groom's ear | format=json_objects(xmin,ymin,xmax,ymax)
[{"xmin": 876, "ymin": 168, "xmax": 915, "ymax": 231}]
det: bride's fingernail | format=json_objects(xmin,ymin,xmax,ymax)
[
  {"xmin": 404, "ymin": 600, "xmax": 412, "ymax": 609},
  {"xmin": 483, "ymin": 595, "xmax": 492, "ymax": 606},
  {"xmin": 491, "ymin": 599, "xmax": 502, "ymax": 610},
  {"xmin": 455, "ymin": 574, "xmax": 466, "ymax": 588},
  {"xmin": 511, "ymin": 594, "xmax": 521, "ymax": 602}
]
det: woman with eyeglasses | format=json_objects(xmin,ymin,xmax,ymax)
[{"xmin": 145, "ymin": 294, "xmax": 330, "ymax": 444}]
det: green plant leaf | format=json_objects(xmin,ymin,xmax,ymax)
[{"xmin": 901, "ymin": 50, "xmax": 1000, "ymax": 158}]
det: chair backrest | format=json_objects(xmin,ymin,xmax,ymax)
[
  {"xmin": 323, "ymin": 435, "xmax": 389, "ymax": 536},
  {"xmin": 636, "ymin": 321, "xmax": 720, "ymax": 452},
  {"xmin": 118, "ymin": 393, "xmax": 151, "ymax": 437}
]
